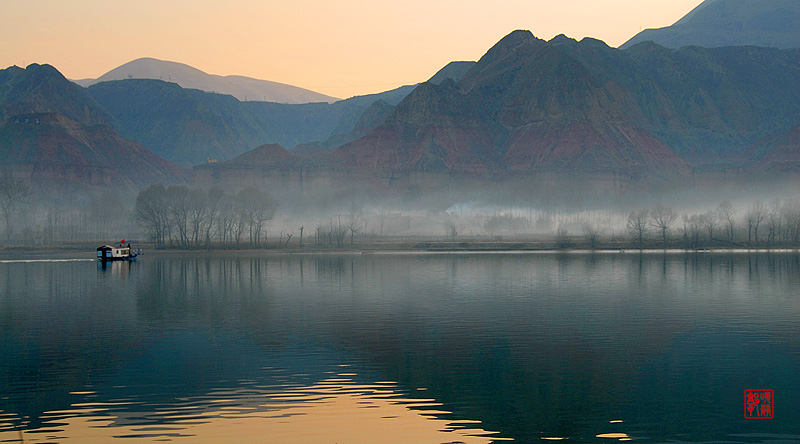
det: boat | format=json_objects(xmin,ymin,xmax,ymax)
[{"xmin": 97, "ymin": 241, "xmax": 139, "ymax": 261}]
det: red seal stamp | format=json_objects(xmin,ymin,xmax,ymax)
[{"xmin": 744, "ymin": 389, "xmax": 774, "ymax": 419}]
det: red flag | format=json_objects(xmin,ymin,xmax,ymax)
[{"xmin": 121, "ymin": 239, "xmax": 125, "ymax": 244}]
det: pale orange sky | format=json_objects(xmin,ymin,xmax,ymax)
[{"xmin": 1, "ymin": 0, "xmax": 704, "ymax": 98}]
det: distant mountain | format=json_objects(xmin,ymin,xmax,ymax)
[
  {"xmin": 327, "ymin": 31, "xmax": 800, "ymax": 181},
  {"xmin": 83, "ymin": 58, "xmax": 478, "ymax": 167},
  {"xmin": 0, "ymin": 64, "xmax": 186, "ymax": 190},
  {"xmin": 75, "ymin": 57, "xmax": 339, "ymax": 104},
  {"xmin": 289, "ymin": 61, "xmax": 476, "ymax": 158},
  {"xmin": 86, "ymin": 79, "xmax": 280, "ymax": 166},
  {"xmin": 622, "ymin": 0, "xmax": 800, "ymax": 49},
  {"xmin": 223, "ymin": 143, "xmax": 294, "ymax": 166},
  {"xmin": 192, "ymin": 142, "xmax": 318, "ymax": 190},
  {"xmin": 189, "ymin": 33, "xmax": 800, "ymax": 192},
  {"xmin": 290, "ymin": 99, "xmax": 397, "ymax": 158},
  {"xmin": 86, "ymin": 79, "xmax": 417, "ymax": 167}
]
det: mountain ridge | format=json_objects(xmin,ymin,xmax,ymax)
[
  {"xmin": 86, "ymin": 58, "xmax": 478, "ymax": 167},
  {"xmin": 324, "ymin": 30, "xmax": 800, "ymax": 182},
  {"xmin": 75, "ymin": 57, "xmax": 339, "ymax": 104},
  {"xmin": 86, "ymin": 79, "xmax": 418, "ymax": 167},
  {"xmin": 622, "ymin": 0, "xmax": 800, "ymax": 49},
  {"xmin": 0, "ymin": 64, "xmax": 186, "ymax": 190}
]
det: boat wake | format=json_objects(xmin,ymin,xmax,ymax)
[{"xmin": 0, "ymin": 259, "xmax": 95, "ymax": 264}]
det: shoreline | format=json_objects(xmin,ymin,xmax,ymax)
[{"xmin": 1, "ymin": 241, "xmax": 799, "ymax": 260}]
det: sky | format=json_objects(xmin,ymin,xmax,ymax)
[{"xmin": 1, "ymin": 0, "xmax": 704, "ymax": 98}]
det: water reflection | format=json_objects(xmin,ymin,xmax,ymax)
[
  {"xmin": 1, "ymin": 252, "xmax": 800, "ymax": 443},
  {"xmin": 0, "ymin": 376, "xmax": 501, "ymax": 443}
]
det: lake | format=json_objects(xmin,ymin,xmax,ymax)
[{"xmin": 1, "ymin": 251, "xmax": 799, "ymax": 443}]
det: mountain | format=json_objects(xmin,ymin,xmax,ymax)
[
  {"xmin": 222, "ymin": 143, "xmax": 294, "ymax": 165},
  {"xmin": 1, "ymin": 64, "xmax": 111, "ymax": 126},
  {"xmin": 290, "ymin": 99, "xmax": 397, "ymax": 158},
  {"xmin": 427, "ymin": 61, "xmax": 476, "ymax": 85},
  {"xmin": 75, "ymin": 57, "xmax": 339, "ymax": 104},
  {"xmin": 289, "ymin": 61, "xmax": 476, "ymax": 158},
  {"xmin": 84, "ymin": 58, "xmax": 478, "ymax": 167},
  {"xmin": 749, "ymin": 124, "xmax": 800, "ymax": 173},
  {"xmin": 326, "ymin": 31, "xmax": 800, "ymax": 182},
  {"xmin": 192, "ymin": 142, "xmax": 317, "ymax": 191},
  {"xmin": 0, "ymin": 64, "xmax": 185, "ymax": 190},
  {"xmin": 86, "ymin": 79, "xmax": 416, "ymax": 167},
  {"xmin": 86, "ymin": 79, "xmax": 280, "ymax": 166},
  {"xmin": 622, "ymin": 0, "xmax": 800, "ymax": 49}
]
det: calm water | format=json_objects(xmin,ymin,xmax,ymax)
[{"xmin": 1, "ymin": 251, "xmax": 799, "ymax": 443}]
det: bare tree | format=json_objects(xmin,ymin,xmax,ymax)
[
  {"xmin": 0, "ymin": 174, "xmax": 31, "ymax": 242},
  {"xmin": 745, "ymin": 201, "xmax": 766, "ymax": 246},
  {"xmin": 686, "ymin": 214, "xmax": 704, "ymax": 248},
  {"xmin": 215, "ymin": 198, "xmax": 239, "ymax": 247},
  {"xmin": 134, "ymin": 184, "xmax": 169, "ymax": 247},
  {"xmin": 582, "ymin": 222, "xmax": 603, "ymax": 249},
  {"xmin": 187, "ymin": 188, "xmax": 208, "ymax": 247},
  {"xmin": 346, "ymin": 202, "xmax": 364, "ymax": 245},
  {"xmin": 444, "ymin": 219, "xmax": 459, "ymax": 242},
  {"xmin": 166, "ymin": 186, "xmax": 191, "ymax": 247},
  {"xmin": 716, "ymin": 200, "xmax": 736, "ymax": 246},
  {"xmin": 627, "ymin": 209, "xmax": 650, "ymax": 249},
  {"xmin": 701, "ymin": 210, "xmax": 719, "ymax": 244},
  {"xmin": 555, "ymin": 226, "xmax": 570, "ymax": 249},
  {"xmin": 237, "ymin": 188, "xmax": 276, "ymax": 247},
  {"xmin": 231, "ymin": 198, "xmax": 247, "ymax": 246},
  {"xmin": 315, "ymin": 225, "xmax": 325, "ymax": 245},
  {"xmin": 650, "ymin": 205, "xmax": 677, "ymax": 247},
  {"xmin": 204, "ymin": 188, "xmax": 224, "ymax": 248},
  {"xmin": 764, "ymin": 199, "xmax": 783, "ymax": 246},
  {"xmin": 332, "ymin": 216, "xmax": 347, "ymax": 247},
  {"xmin": 783, "ymin": 198, "xmax": 800, "ymax": 245}
]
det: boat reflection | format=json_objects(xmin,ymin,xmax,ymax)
[{"xmin": 97, "ymin": 258, "xmax": 134, "ymax": 278}]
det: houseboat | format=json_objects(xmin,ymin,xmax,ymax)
[{"xmin": 97, "ymin": 243, "xmax": 138, "ymax": 261}]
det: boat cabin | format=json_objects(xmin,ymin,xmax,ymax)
[{"xmin": 97, "ymin": 244, "xmax": 136, "ymax": 261}]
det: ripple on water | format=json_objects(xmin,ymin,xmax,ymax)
[{"xmin": 0, "ymin": 377, "xmax": 506, "ymax": 444}]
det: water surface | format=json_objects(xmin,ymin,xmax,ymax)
[{"xmin": 1, "ymin": 251, "xmax": 799, "ymax": 442}]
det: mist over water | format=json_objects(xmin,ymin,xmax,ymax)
[{"xmin": 1, "ymin": 251, "xmax": 799, "ymax": 442}]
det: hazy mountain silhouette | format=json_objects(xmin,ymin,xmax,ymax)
[
  {"xmin": 622, "ymin": 0, "xmax": 800, "ymax": 49},
  {"xmin": 83, "ymin": 59, "xmax": 474, "ymax": 167},
  {"xmin": 290, "ymin": 61, "xmax": 477, "ymax": 157},
  {"xmin": 0, "ymin": 64, "xmax": 186, "ymax": 189},
  {"xmin": 75, "ymin": 57, "xmax": 339, "ymax": 104},
  {"xmin": 86, "ymin": 79, "xmax": 416, "ymax": 167},
  {"xmin": 85, "ymin": 59, "xmax": 475, "ymax": 167},
  {"xmin": 328, "ymin": 30, "xmax": 800, "ymax": 179},
  {"xmin": 7, "ymin": 29, "xmax": 800, "ymax": 191},
  {"xmin": 1, "ymin": 64, "xmax": 111, "ymax": 126}
]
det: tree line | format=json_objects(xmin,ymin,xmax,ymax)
[
  {"xmin": 0, "ymin": 174, "xmax": 31, "ymax": 241},
  {"xmin": 622, "ymin": 199, "xmax": 800, "ymax": 249},
  {"xmin": 0, "ymin": 174, "xmax": 139, "ymax": 244},
  {"xmin": 134, "ymin": 185, "xmax": 276, "ymax": 248}
]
